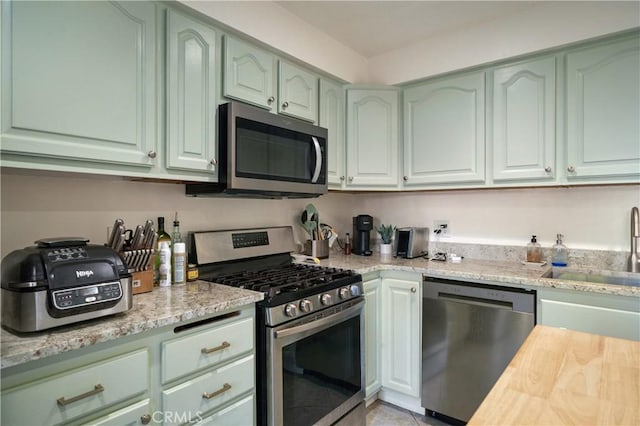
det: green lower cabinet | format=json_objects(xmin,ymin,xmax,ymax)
[
  {"xmin": 538, "ymin": 287, "xmax": 640, "ymax": 341},
  {"xmin": 363, "ymin": 275, "xmax": 382, "ymax": 399},
  {"xmin": 81, "ymin": 399, "xmax": 152, "ymax": 426},
  {"xmin": 195, "ymin": 394, "xmax": 255, "ymax": 425}
]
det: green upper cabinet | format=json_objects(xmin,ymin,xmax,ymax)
[
  {"xmin": 566, "ymin": 35, "xmax": 640, "ymax": 180},
  {"xmin": 403, "ymin": 71, "xmax": 485, "ymax": 186},
  {"xmin": 278, "ymin": 61, "xmax": 318, "ymax": 122},
  {"xmin": 346, "ymin": 87, "xmax": 400, "ymax": 188},
  {"xmin": 166, "ymin": 9, "xmax": 217, "ymax": 176},
  {"xmin": 223, "ymin": 36, "xmax": 319, "ymax": 123},
  {"xmin": 1, "ymin": 1, "xmax": 157, "ymax": 167},
  {"xmin": 320, "ymin": 78, "xmax": 345, "ymax": 187},
  {"xmin": 492, "ymin": 56, "xmax": 556, "ymax": 182},
  {"xmin": 223, "ymin": 36, "xmax": 277, "ymax": 111}
]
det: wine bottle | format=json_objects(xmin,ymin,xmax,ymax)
[{"xmin": 154, "ymin": 217, "xmax": 172, "ymax": 285}]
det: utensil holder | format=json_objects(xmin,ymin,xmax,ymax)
[{"xmin": 304, "ymin": 239, "xmax": 329, "ymax": 259}]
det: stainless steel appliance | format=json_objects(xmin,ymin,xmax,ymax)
[
  {"xmin": 186, "ymin": 102, "xmax": 328, "ymax": 199},
  {"xmin": 394, "ymin": 227, "xmax": 429, "ymax": 259},
  {"xmin": 421, "ymin": 277, "xmax": 535, "ymax": 423},
  {"xmin": 192, "ymin": 226, "xmax": 365, "ymax": 426},
  {"xmin": 352, "ymin": 215, "xmax": 373, "ymax": 256},
  {"xmin": 1, "ymin": 238, "xmax": 132, "ymax": 332}
]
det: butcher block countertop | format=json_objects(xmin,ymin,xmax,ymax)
[{"xmin": 468, "ymin": 325, "xmax": 640, "ymax": 425}]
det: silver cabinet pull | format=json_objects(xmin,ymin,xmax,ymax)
[
  {"xmin": 282, "ymin": 101, "xmax": 289, "ymax": 109},
  {"xmin": 411, "ymin": 287, "xmax": 417, "ymax": 293},
  {"xmin": 567, "ymin": 166, "xmax": 575, "ymax": 173},
  {"xmin": 201, "ymin": 341, "xmax": 230, "ymax": 354},
  {"xmin": 57, "ymin": 384, "xmax": 104, "ymax": 406},
  {"xmin": 202, "ymin": 383, "xmax": 231, "ymax": 400},
  {"xmin": 545, "ymin": 166, "xmax": 552, "ymax": 173},
  {"xmin": 268, "ymin": 96, "xmax": 275, "ymax": 104},
  {"xmin": 340, "ymin": 176, "xmax": 345, "ymax": 181},
  {"xmin": 403, "ymin": 176, "xmax": 408, "ymax": 181},
  {"xmin": 140, "ymin": 414, "xmax": 152, "ymax": 425},
  {"xmin": 348, "ymin": 176, "xmax": 354, "ymax": 182},
  {"xmin": 209, "ymin": 159, "xmax": 217, "ymax": 166},
  {"xmin": 147, "ymin": 151, "xmax": 157, "ymax": 159}
]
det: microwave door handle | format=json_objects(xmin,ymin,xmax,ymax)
[{"xmin": 311, "ymin": 136, "xmax": 322, "ymax": 183}]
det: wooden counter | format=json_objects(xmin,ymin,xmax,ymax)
[{"xmin": 469, "ymin": 325, "xmax": 639, "ymax": 425}]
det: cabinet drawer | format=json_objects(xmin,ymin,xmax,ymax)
[
  {"xmin": 162, "ymin": 355, "xmax": 254, "ymax": 426},
  {"xmin": 196, "ymin": 394, "xmax": 254, "ymax": 425},
  {"xmin": 81, "ymin": 398, "xmax": 151, "ymax": 426},
  {"xmin": 1, "ymin": 349, "xmax": 148, "ymax": 426},
  {"xmin": 162, "ymin": 317, "xmax": 254, "ymax": 383}
]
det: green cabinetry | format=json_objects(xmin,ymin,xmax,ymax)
[
  {"xmin": 403, "ymin": 72, "xmax": 486, "ymax": 186},
  {"xmin": 320, "ymin": 78, "xmax": 346, "ymax": 187},
  {"xmin": 565, "ymin": 35, "xmax": 640, "ymax": 180},
  {"xmin": 492, "ymin": 56, "xmax": 556, "ymax": 182},
  {"xmin": 1, "ymin": 1, "xmax": 157, "ymax": 168},
  {"xmin": 538, "ymin": 287, "xmax": 640, "ymax": 341},
  {"xmin": 278, "ymin": 61, "xmax": 318, "ymax": 122},
  {"xmin": 166, "ymin": 9, "xmax": 218, "ymax": 175},
  {"xmin": 363, "ymin": 274, "xmax": 382, "ymax": 399},
  {"xmin": 346, "ymin": 87, "xmax": 400, "ymax": 188}
]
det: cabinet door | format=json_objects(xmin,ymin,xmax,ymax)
[
  {"xmin": 320, "ymin": 79, "xmax": 345, "ymax": 187},
  {"xmin": 223, "ymin": 36, "xmax": 276, "ymax": 110},
  {"xmin": 493, "ymin": 57, "xmax": 556, "ymax": 182},
  {"xmin": 1, "ymin": 1, "xmax": 157, "ymax": 167},
  {"xmin": 403, "ymin": 72, "xmax": 485, "ymax": 185},
  {"xmin": 381, "ymin": 276, "xmax": 421, "ymax": 398},
  {"xmin": 83, "ymin": 398, "xmax": 151, "ymax": 426},
  {"xmin": 566, "ymin": 36, "xmax": 640, "ymax": 179},
  {"xmin": 346, "ymin": 88, "xmax": 400, "ymax": 188},
  {"xmin": 166, "ymin": 9, "xmax": 217, "ymax": 174},
  {"xmin": 363, "ymin": 277, "xmax": 382, "ymax": 398},
  {"xmin": 278, "ymin": 61, "xmax": 318, "ymax": 123},
  {"xmin": 538, "ymin": 288, "xmax": 640, "ymax": 341}
]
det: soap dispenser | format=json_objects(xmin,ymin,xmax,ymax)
[
  {"xmin": 526, "ymin": 235, "xmax": 543, "ymax": 263},
  {"xmin": 551, "ymin": 234, "xmax": 569, "ymax": 267}
]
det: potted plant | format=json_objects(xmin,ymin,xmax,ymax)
[{"xmin": 376, "ymin": 224, "xmax": 396, "ymax": 255}]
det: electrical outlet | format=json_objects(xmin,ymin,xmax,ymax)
[{"xmin": 433, "ymin": 220, "xmax": 450, "ymax": 238}]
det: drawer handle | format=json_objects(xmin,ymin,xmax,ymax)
[
  {"xmin": 56, "ymin": 384, "xmax": 104, "ymax": 406},
  {"xmin": 202, "ymin": 383, "xmax": 232, "ymax": 400},
  {"xmin": 201, "ymin": 341, "xmax": 230, "ymax": 354},
  {"xmin": 140, "ymin": 414, "xmax": 152, "ymax": 425}
]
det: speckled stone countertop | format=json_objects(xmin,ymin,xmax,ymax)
[
  {"xmin": 0, "ymin": 281, "xmax": 263, "ymax": 370},
  {"xmin": 317, "ymin": 252, "xmax": 640, "ymax": 297}
]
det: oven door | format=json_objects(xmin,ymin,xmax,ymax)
[{"xmin": 267, "ymin": 298, "xmax": 365, "ymax": 426}]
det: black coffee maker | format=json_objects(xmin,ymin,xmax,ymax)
[{"xmin": 352, "ymin": 215, "xmax": 373, "ymax": 256}]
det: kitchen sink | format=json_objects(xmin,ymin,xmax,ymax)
[{"xmin": 542, "ymin": 268, "xmax": 640, "ymax": 287}]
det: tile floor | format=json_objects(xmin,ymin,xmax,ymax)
[{"xmin": 366, "ymin": 400, "xmax": 452, "ymax": 426}]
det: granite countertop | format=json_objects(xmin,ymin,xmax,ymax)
[
  {"xmin": 0, "ymin": 281, "xmax": 263, "ymax": 370},
  {"xmin": 468, "ymin": 325, "xmax": 640, "ymax": 425},
  {"xmin": 317, "ymin": 252, "xmax": 640, "ymax": 297}
]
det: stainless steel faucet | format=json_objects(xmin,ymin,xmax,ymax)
[{"xmin": 630, "ymin": 207, "xmax": 640, "ymax": 273}]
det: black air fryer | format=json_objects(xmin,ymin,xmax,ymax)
[{"xmin": 352, "ymin": 215, "xmax": 373, "ymax": 256}]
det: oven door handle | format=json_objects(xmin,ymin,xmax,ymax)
[{"xmin": 274, "ymin": 300, "xmax": 363, "ymax": 339}]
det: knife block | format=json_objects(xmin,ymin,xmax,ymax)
[
  {"xmin": 131, "ymin": 269, "xmax": 153, "ymax": 295},
  {"xmin": 304, "ymin": 239, "xmax": 329, "ymax": 259}
]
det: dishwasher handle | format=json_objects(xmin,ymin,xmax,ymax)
[
  {"xmin": 423, "ymin": 278, "xmax": 536, "ymax": 315},
  {"xmin": 437, "ymin": 292, "xmax": 513, "ymax": 311}
]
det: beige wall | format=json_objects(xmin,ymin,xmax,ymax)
[
  {"xmin": 2, "ymin": 169, "xmax": 637, "ymax": 258},
  {"xmin": 182, "ymin": 1, "xmax": 640, "ymax": 85}
]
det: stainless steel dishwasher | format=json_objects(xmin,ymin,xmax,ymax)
[{"xmin": 421, "ymin": 277, "xmax": 536, "ymax": 424}]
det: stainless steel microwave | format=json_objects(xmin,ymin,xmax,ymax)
[{"xmin": 186, "ymin": 102, "xmax": 328, "ymax": 198}]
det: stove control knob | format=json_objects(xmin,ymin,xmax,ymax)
[
  {"xmin": 320, "ymin": 293, "xmax": 332, "ymax": 306},
  {"xmin": 299, "ymin": 299, "xmax": 313, "ymax": 313},
  {"xmin": 350, "ymin": 285, "xmax": 362, "ymax": 297},
  {"xmin": 339, "ymin": 287, "xmax": 350, "ymax": 299},
  {"xmin": 284, "ymin": 303, "xmax": 298, "ymax": 317}
]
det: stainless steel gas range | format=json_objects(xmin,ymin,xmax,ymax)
[{"xmin": 191, "ymin": 226, "xmax": 365, "ymax": 426}]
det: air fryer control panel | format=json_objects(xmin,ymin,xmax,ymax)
[{"xmin": 52, "ymin": 281, "xmax": 122, "ymax": 310}]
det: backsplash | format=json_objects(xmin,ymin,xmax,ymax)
[{"xmin": 428, "ymin": 241, "xmax": 629, "ymax": 272}]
